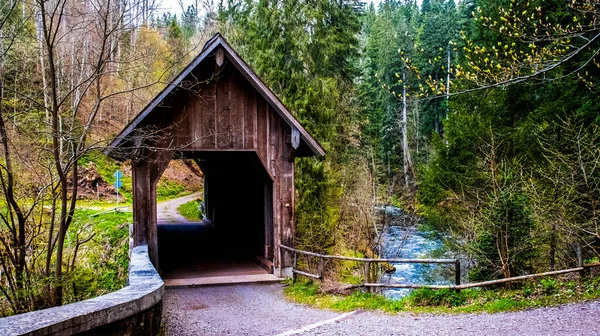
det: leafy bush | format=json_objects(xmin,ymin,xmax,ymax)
[
  {"xmin": 539, "ymin": 279, "xmax": 558, "ymax": 295},
  {"xmin": 469, "ymin": 191, "xmax": 536, "ymax": 281},
  {"xmin": 408, "ymin": 288, "xmax": 467, "ymax": 307}
]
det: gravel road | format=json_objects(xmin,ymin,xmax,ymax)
[
  {"xmin": 162, "ymin": 284, "xmax": 340, "ymax": 335},
  {"xmin": 157, "ymin": 192, "xmax": 203, "ymax": 224},
  {"xmin": 162, "ymin": 283, "xmax": 600, "ymax": 336}
]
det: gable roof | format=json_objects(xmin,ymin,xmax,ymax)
[{"xmin": 106, "ymin": 33, "xmax": 325, "ymax": 158}]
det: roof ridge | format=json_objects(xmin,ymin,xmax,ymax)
[{"xmin": 201, "ymin": 32, "xmax": 222, "ymax": 51}]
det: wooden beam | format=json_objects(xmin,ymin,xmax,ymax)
[
  {"xmin": 280, "ymin": 245, "xmax": 457, "ymax": 264},
  {"xmin": 132, "ymin": 161, "xmax": 150, "ymax": 247},
  {"xmin": 292, "ymin": 269, "xmax": 321, "ymax": 280},
  {"xmin": 132, "ymin": 149, "xmax": 172, "ymax": 269}
]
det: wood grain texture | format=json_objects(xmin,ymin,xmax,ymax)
[
  {"xmin": 230, "ymin": 71, "xmax": 244, "ymax": 149},
  {"xmin": 108, "ymin": 36, "xmax": 324, "ymax": 158},
  {"xmin": 216, "ymin": 68, "xmax": 231, "ymax": 149},
  {"xmin": 132, "ymin": 61, "xmax": 299, "ymax": 271}
]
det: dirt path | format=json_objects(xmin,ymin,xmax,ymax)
[
  {"xmin": 162, "ymin": 283, "xmax": 600, "ymax": 336},
  {"xmin": 157, "ymin": 192, "xmax": 203, "ymax": 224}
]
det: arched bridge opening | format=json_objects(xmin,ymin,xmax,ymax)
[{"xmin": 158, "ymin": 151, "xmax": 275, "ymax": 282}]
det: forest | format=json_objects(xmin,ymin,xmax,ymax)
[{"xmin": 0, "ymin": 0, "xmax": 599, "ymax": 316}]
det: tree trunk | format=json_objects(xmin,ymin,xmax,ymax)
[
  {"xmin": 401, "ymin": 71, "xmax": 413, "ymax": 187},
  {"xmin": 446, "ymin": 48, "xmax": 450, "ymax": 120}
]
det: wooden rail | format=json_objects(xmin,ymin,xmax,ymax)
[
  {"xmin": 458, "ymin": 267, "xmax": 586, "ymax": 289},
  {"xmin": 280, "ymin": 244, "xmax": 600, "ymax": 292},
  {"xmin": 280, "ymin": 244, "xmax": 460, "ymax": 291},
  {"xmin": 280, "ymin": 244, "xmax": 457, "ymax": 264},
  {"xmin": 364, "ymin": 267, "xmax": 589, "ymax": 290}
]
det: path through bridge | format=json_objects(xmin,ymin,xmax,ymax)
[
  {"xmin": 156, "ymin": 192, "xmax": 280, "ymax": 287},
  {"xmin": 157, "ymin": 192, "xmax": 203, "ymax": 224}
]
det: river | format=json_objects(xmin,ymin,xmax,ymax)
[{"xmin": 376, "ymin": 207, "xmax": 458, "ymax": 299}]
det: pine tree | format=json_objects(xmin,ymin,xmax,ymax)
[
  {"xmin": 359, "ymin": 0, "xmax": 421, "ymax": 191},
  {"xmin": 417, "ymin": 0, "xmax": 460, "ymax": 137},
  {"xmin": 219, "ymin": 0, "xmax": 362, "ymax": 253}
]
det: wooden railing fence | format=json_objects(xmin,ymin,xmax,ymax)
[{"xmin": 279, "ymin": 244, "xmax": 600, "ymax": 292}]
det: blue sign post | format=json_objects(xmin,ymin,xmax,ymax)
[{"xmin": 114, "ymin": 170, "xmax": 123, "ymax": 206}]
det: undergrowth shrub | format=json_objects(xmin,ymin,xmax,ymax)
[
  {"xmin": 408, "ymin": 288, "xmax": 467, "ymax": 307},
  {"xmin": 539, "ymin": 279, "xmax": 558, "ymax": 295}
]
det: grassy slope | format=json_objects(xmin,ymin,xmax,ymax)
[
  {"xmin": 63, "ymin": 209, "xmax": 132, "ymax": 304},
  {"xmin": 284, "ymin": 273, "xmax": 600, "ymax": 314},
  {"xmin": 177, "ymin": 199, "xmax": 203, "ymax": 221},
  {"xmin": 79, "ymin": 151, "xmax": 202, "ymax": 206},
  {"xmin": 79, "ymin": 151, "xmax": 133, "ymax": 204}
]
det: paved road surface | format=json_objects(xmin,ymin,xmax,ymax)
[
  {"xmin": 162, "ymin": 283, "xmax": 600, "ymax": 336},
  {"xmin": 157, "ymin": 192, "xmax": 203, "ymax": 224}
]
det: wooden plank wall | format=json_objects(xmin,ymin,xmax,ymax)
[{"xmin": 157, "ymin": 56, "xmax": 296, "ymax": 269}]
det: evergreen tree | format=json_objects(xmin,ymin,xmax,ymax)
[
  {"xmin": 219, "ymin": 0, "xmax": 362, "ymax": 253},
  {"xmin": 360, "ymin": 0, "xmax": 420, "ymax": 192},
  {"xmin": 417, "ymin": 0, "xmax": 600, "ymax": 278},
  {"xmin": 417, "ymin": 0, "xmax": 460, "ymax": 136}
]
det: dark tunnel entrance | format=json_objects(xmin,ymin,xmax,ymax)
[{"xmin": 158, "ymin": 151, "xmax": 275, "ymax": 283}]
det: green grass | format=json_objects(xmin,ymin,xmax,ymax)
[
  {"xmin": 156, "ymin": 180, "xmax": 190, "ymax": 202},
  {"xmin": 177, "ymin": 199, "xmax": 203, "ymax": 221},
  {"xmin": 64, "ymin": 209, "xmax": 132, "ymax": 303},
  {"xmin": 283, "ymin": 274, "xmax": 600, "ymax": 314},
  {"xmin": 0, "ymin": 201, "xmax": 133, "ymax": 316}
]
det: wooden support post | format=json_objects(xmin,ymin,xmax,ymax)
[
  {"xmin": 292, "ymin": 251, "xmax": 297, "ymax": 283},
  {"xmin": 278, "ymin": 244, "xmax": 283, "ymax": 278},
  {"xmin": 132, "ymin": 161, "xmax": 151, "ymax": 245},
  {"xmin": 364, "ymin": 261, "xmax": 371, "ymax": 293},
  {"xmin": 576, "ymin": 242, "xmax": 585, "ymax": 279},
  {"xmin": 318, "ymin": 257, "xmax": 325, "ymax": 281},
  {"xmin": 455, "ymin": 260, "xmax": 461, "ymax": 292},
  {"xmin": 132, "ymin": 149, "xmax": 172, "ymax": 270}
]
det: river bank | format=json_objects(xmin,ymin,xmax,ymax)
[{"xmin": 283, "ymin": 207, "xmax": 600, "ymax": 314}]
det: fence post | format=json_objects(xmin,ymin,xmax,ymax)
[
  {"xmin": 455, "ymin": 260, "xmax": 461, "ymax": 292},
  {"xmin": 318, "ymin": 257, "xmax": 325, "ymax": 281},
  {"xmin": 576, "ymin": 242, "xmax": 585, "ymax": 279},
  {"xmin": 278, "ymin": 245, "xmax": 283, "ymax": 278},
  {"xmin": 292, "ymin": 251, "xmax": 297, "ymax": 283},
  {"xmin": 128, "ymin": 223, "xmax": 133, "ymax": 258},
  {"xmin": 364, "ymin": 261, "xmax": 371, "ymax": 293}
]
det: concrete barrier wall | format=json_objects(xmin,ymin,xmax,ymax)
[{"xmin": 0, "ymin": 245, "xmax": 164, "ymax": 336}]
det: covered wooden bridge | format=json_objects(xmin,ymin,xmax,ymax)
[{"xmin": 106, "ymin": 33, "xmax": 324, "ymax": 282}]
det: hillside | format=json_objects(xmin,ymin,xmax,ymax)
[{"xmin": 78, "ymin": 152, "xmax": 204, "ymax": 204}]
